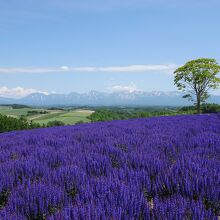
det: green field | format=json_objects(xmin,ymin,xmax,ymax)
[
  {"xmin": 32, "ymin": 109, "xmax": 93, "ymax": 125},
  {"xmin": 0, "ymin": 106, "xmax": 33, "ymax": 118},
  {"xmin": 0, "ymin": 106, "xmax": 94, "ymax": 125}
]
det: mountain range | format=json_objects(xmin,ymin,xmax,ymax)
[{"xmin": 0, "ymin": 91, "xmax": 220, "ymax": 106}]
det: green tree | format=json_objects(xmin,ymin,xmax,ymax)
[
  {"xmin": 174, "ymin": 58, "xmax": 220, "ymax": 114},
  {"xmin": 75, "ymin": 120, "xmax": 85, "ymax": 125},
  {"xmin": 0, "ymin": 114, "xmax": 42, "ymax": 133},
  {"xmin": 47, "ymin": 120, "xmax": 65, "ymax": 127}
]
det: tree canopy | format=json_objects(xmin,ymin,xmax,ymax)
[{"xmin": 174, "ymin": 58, "xmax": 220, "ymax": 113}]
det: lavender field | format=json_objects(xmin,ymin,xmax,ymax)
[{"xmin": 0, "ymin": 114, "xmax": 220, "ymax": 219}]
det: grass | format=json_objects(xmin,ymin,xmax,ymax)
[
  {"xmin": 0, "ymin": 106, "xmax": 94, "ymax": 125},
  {"xmin": 0, "ymin": 106, "xmax": 33, "ymax": 118},
  {"xmin": 33, "ymin": 110, "xmax": 93, "ymax": 125}
]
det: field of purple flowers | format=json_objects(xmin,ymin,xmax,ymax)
[{"xmin": 0, "ymin": 114, "xmax": 220, "ymax": 219}]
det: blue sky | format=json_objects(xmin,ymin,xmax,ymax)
[{"xmin": 0, "ymin": 0, "xmax": 220, "ymax": 97}]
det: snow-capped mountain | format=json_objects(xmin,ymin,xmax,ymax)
[{"xmin": 0, "ymin": 91, "xmax": 220, "ymax": 106}]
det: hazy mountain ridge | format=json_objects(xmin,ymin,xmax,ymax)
[{"xmin": 0, "ymin": 91, "xmax": 220, "ymax": 106}]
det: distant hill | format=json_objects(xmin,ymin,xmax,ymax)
[
  {"xmin": 1, "ymin": 91, "xmax": 220, "ymax": 106},
  {"xmin": 0, "ymin": 97, "xmax": 16, "ymax": 104}
]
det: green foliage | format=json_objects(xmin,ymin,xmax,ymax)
[
  {"xmin": 29, "ymin": 120, "xmax": 43, "ymax": 129},
  {"xmin": 47, "ymin": 120, "xmax": 65, "ymax": 127},
  {"xmin": 0, "ymin": 114, "xmax": 41, "ymax": 133},
  {"xmin": 88, "ymin": 104, "xmax": 220, "ymax": 123},
  {"xmin": 179, "ymin": 106, "xmax": 196, "ymax": 112},
  {"xmin": 201, "ymin": 103, "xmax": 220, "ymax": 113},
  {"xmin": 88, "ymin": 109, "xmax": 130, "ymax": 122},
  {"xmin": 47, "ymin": 107, "xmax": 64, "ymax": 111},
  {"xmin": 27, "ymin": 110, "xmax": 49, "ymax": 115},
  {"xmin": 174, "ymin": 58, "xmax": 220, "ymax": 113},
  {"xmin": 180, "ymin": 103, "xmax": 220, "ymax": 113},
  {"xmin": 75, "ymin": 120, "xmax": 85, "ymax": 125},
  {"xmin": 19, "ymin": 115, "xmax": 28, "ymax": 121},
  {"xmin": 87, "ymin": 107, "xmax": 180, "ymax": 122}
]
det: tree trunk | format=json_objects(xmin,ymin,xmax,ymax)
[{"xmin": 196, "ymin": 95, "xmax": 201, "ymax": 114}]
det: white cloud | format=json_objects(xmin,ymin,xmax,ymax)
[
  {"xmin": 108, "ymin": 83, "xmax": 138, "ymax": 93},
  {"xmin": 0, "ymin": 64, "xmax": 178, "ymax": 74},
  {"xmin": 60, "ymin": 66, "xmax": 69, "ymax": 70},
  {"xmin": 0, "ymin": 67, "xmax": 60, "ymax": 74},
  {"xmin": 0, "ymin": 86, "xmax": 49, "ymax": 98}
]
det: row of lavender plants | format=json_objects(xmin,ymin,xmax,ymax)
[{"xmin": 0, "ymin": 114, "xmax": 220, "ymax": 219}]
